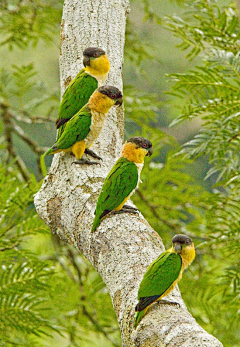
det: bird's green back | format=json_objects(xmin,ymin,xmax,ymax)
[
  {"xmin": 50, "ymin": 105, "xmax": 92, "ymax": 152},
  {"xmin": 138, "ymin": 252, "xmax": 182, "ymax": 299},
  {"xmin": 92, "ymin": 157, "xmax": 138, "ymax": 230},
  {"xmin": 56, "ymin": 69, "xmax": 98, "ymax": 137}
]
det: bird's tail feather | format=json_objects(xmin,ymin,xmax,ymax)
[
  {"xmin": 40, "ymin": 155, "xmax": 47, "ymax": 176},
  {"xmin": 136, "ymin": 295, "xmax": 160, "ymax": 311},
  {"xmin": 134, "ymin": 308, "xmax": 148, "ymax": 328},
  {"xmin": 91, "ymin": 216, "xmax": 100, "ymax": 232}
]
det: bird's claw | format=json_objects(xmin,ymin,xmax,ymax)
[
  {"xmin": 112, "ymin": 208, "xmax": 139, "ymax": 215},
  {"xmin": 158, "ymin": 299, "xmax": 180, "ymax": 308},
  {"xmin": 72, "ymin": 159, "xmax": 101, "ymax": 166},
  {"xmin": 84, "ymin": 148, "xmax": 102, "ymax": 161},
  {"xmin": 122, "ymin": 204, "xmax": 139, "ymax": 212}
]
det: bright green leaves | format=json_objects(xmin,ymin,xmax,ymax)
[
  {"xmin": 164, "ymin": 0, "xmax": 240, "ymax": 60},
  {"xmin": 164, "ymin": 2, "xmax": 240, "ymax": 345},
  {"xmin": 0, "ymin": 63, "xmax": 58, "ymax": 114},
  {"xmin": 0, "ymin": 0, "xmax": 62, "ymax": 50},
  {"xmin": 0, "ymin": 165, "xmax": 57, "ymax": 344},
  {"xmin": 0, "ymin": 261, "xmax": 54, "ymax": 339},
  {"xmin": 168, "ymin": 50, "xmax": 240, "ymax": 182},
  {"xmin": 0, "ymin": 164, "xmax": 44, "ymax": 253}
]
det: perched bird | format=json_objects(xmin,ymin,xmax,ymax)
[
  {"xmin": 44, "ymin": 86, "xmax": 123, "ymax": 165},
  {"xmin": 56, "ymin": 47, "xmax": 110, "ymax": 138},
  {"xmin": 134, "ymin": 234, "xmax": 195, "ymax": 328},
  {"xmin": 91, "ymin": 137, "xmax": 153, "ymax": 231}
]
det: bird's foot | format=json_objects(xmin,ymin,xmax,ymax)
[
  {"xmin": 112, "ymin": 208, "xmax": 139, "ymax": 215},
  {"xmin": 157, "ymin": 299, "xmax": 180, "ymax": 308},
  {"xmin": 84, "ymin": 148, "xmax": 102, "ymax": 160},
  {"xmin": 122, "ymin": 204, "xmax": 139, "ymax": 212},
  {"xmin": 72, "ymin": 159, "xmax": 101, "ymax": 165}
]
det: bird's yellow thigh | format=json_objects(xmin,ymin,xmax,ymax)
[
  {"xmin": 71, "ymin": 141, "xmax": 86, "ymax": 160},
  {"xmin": 114, "ymin": 195, "xmax": 130, "ymax": 212}
]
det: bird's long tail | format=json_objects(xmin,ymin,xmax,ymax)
[
  {"xmin": 134, "ymin": 308, "xmax": 148, "ymax": 329},
  {"xmin": 44, "ymin": 148, "xmax": 53, "ymax": 156},
  {"xmin": 91, "ymin": 216, "xmax": 100, "ymax": 232},
  {"xmin": 40, "ymin": 154, "xmax": 47, "ymax": 176}
]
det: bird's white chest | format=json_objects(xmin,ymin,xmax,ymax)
[
  {"xmin": 96, "ymin": 75, "xmax": 107, "ymax": 86},
  {"xmin": 85, "ymin": 110, "xmax": 105, "ymax": 148},
  {"xmin": 129, "ymin": 163, "xmax": 143, "ymax": 198},
  {"xmin": 135, "ymin": 162, "xmax": 144, "ymax": 188}
]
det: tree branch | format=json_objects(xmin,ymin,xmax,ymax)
[
  {"xmin": 12, "ymin": 120, "xmax": 48, "ymax": 154},
  {"xmin": 1, "ymin": 103, "xmax": 31, "ymax": 181},
  {"xmin": 34, "ymin": 1, "xmax": 223, "ymax": 346}
]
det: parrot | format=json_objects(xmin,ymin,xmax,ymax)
[
  {"xmin": 91, "ymin": 137, "xmax": 153, "ymax": 231},
  {"xmin": 134, "ymin": 234, "xmax": 195, "ymax": 328},
  {"xmin": 56, "ymin": 47, "xmax": 110, "ymax": 138},
  {"xmin": 44, "ymin": 86, "xmax": 123, "ymax": 165}
]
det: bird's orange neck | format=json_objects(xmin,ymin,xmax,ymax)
[
  {"xmin": 88, "ymin": 90, "xmax": 115, "ymax": 114},
  {"xmin": 84, "ymin": 54, "xmax": 110, "ymax": 77},
  {"xmin": 170, "ymin": 244, "xmax": 195, "ymax": 270},
  {"xmin": 121, "ymin": 142, "xmax": 148, "ymax": 164}
]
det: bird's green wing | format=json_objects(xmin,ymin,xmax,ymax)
[
  {"xmin": 92, "ymin": 157, "xmax": 138, "ymax": 231},
  {"xmin": 45, "ymin": 105, "xmax": 92, "ymax": 154},
  {"xmin": 134, "ymin": 252, "xmax": 181, "ymax": 328},
  {"xmin": 138, "ymin": 252, "xmax": 182, "ymax": 300},
  {"xmin": 56, "ymin": 70, "xmax": 98, "ymax": 138}
]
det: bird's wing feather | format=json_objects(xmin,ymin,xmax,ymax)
[
  {"xmin": 54, "ymin": 106, "xmax": 92, "ymax": 150},
  {"xmin": 56, "ymin": 70, "xmax": 97, "ymax": 136},
  {"xmin": 138, "ymin": 252, "xmax": 182, "ymax": 299},
  {"xmin": 95, "ymin": 157, "xmax": 139, "ymax": 217}
]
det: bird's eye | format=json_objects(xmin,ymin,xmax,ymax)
[
  {"xmin": 110, "ymin": 94, "xmax": 115, "ymax": 99},
  {"xmin": 93, "ymin": 53, "xmax": 98, "ymax": 57},
  {"xmin": 142, "ymin": 143, "xmax": 148, "ymax": 148}
]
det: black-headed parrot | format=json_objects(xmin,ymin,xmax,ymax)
[
  {"xmin": 44, "ymin": 86, "xmax": 122, "ymax": 165},
  {"xmin": 56, "ymin": 47, "xmax": 110, "ymax": 138},
  {"xmin": 134, "ymin": 234, "xmax": 195, "ymax": 328},
  {"xmin": 91, "ymin": 137, "xmax": 153, "ymax": 231}
]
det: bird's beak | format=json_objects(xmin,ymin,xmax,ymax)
[
  {"xmin": 83, "ymin": 56, "xmax": 91, "ymax": 67},
  {"xmin": 115, "ymin": 97, "xmax": 123, "ymax": 106},
  {"xmin": 174, "ymin": 243, "xmax": 182, "ymax": 254},
  {"xmin": 147, "ymin": 146, "xmax": 153, "ymax": 157}
]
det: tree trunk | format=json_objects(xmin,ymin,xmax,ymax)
[{"xmin": 34, "ymin": 1, "xmax": 223, "ymax": 346}]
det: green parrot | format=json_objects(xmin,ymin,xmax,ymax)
[
  {"xmin": 134, "ymin": 234, "xmax": 195, "ymax": 328},
  {"xmin": 44, "ymin": 86, "xmax": 123, "ymax": 165},
  {"xmin": 91, "ymin": 137, "xmax": 153, "ymax": 231},
  {"xmin": 56, "ymin": 47, "xmax": 110, "ymax": 139}
]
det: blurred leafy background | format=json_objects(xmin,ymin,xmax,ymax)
[{"xmin": 0, "ymin": 0, "xmax": 240, "ymax": 346}]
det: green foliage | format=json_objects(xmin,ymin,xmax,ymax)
[
  {"xmin": 133, "ymin": 153, "xmax": 209, "ymax": 242},
  {"xmin": 164, "ymin": 1, "xmax": 240, "ymax": 346},
  {"xmin": 0, "ymin": 165, "xmax": 56, "ymax": 345},
  {"xmin": 1, "ymin": 0, "xmax": 240, "ymax": 346},
  {"xmin": 164, "ymin": 0, "xmax": 240, "ymax": 60},
  {"xmin": 0, "ymin": 0, "xmax": 62, "ymax": 50},
  {"xmin": 168, "ymin": 49, "xmax": 240, "ymax": 181},
  {"xmin": 0, "ymin": 164, "xmax": 45, "ymax": 252},
  {"xmin": 125, "ymin": 20, "xmax": 155, "ymax": 67},
  {"xmin": 0, "ymin": 261, "xmax": 54, "ymax": 338},
  {"xmin": 0, "ymin": 163, "xmax": 121, "ymax": 346},
  {"xmin": 167, "ymin": 3, "xmax": 240, "ymax": 182},
  {"xmin": 0, "ymin": 63, "xmax": 58, "ymax": 115}
]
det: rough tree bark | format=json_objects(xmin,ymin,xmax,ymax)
[{"xmin": 34, "ymin": 1, "xmax": 223, "ymax": 346}]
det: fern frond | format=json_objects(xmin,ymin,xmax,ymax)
[
  {"xmin": 0, "ymin": 260, "xmax": 54, "ymax": 337},
  {"xmin": 164, "ymin": 1, "xmax": 240, "ymax": 60}
]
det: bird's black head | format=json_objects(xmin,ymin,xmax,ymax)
[
  {"xmin": 126, "ymin": 137, "xmax": 153, "ymax": 157},
  {"xmin": 98, "ymin": 86, "xmax": 123, "ymax": 106},
  {"xmin": 172, "ymin": 234, "xmax": 193, "ymax": 253},
  {"xmin": 83, "ymin": 47, "xmax": 106, "ymax": 66}
]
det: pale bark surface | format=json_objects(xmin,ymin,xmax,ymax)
[{"xmin": 34, "ymin": 1, "xmax": 223, "ymax": 346}]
